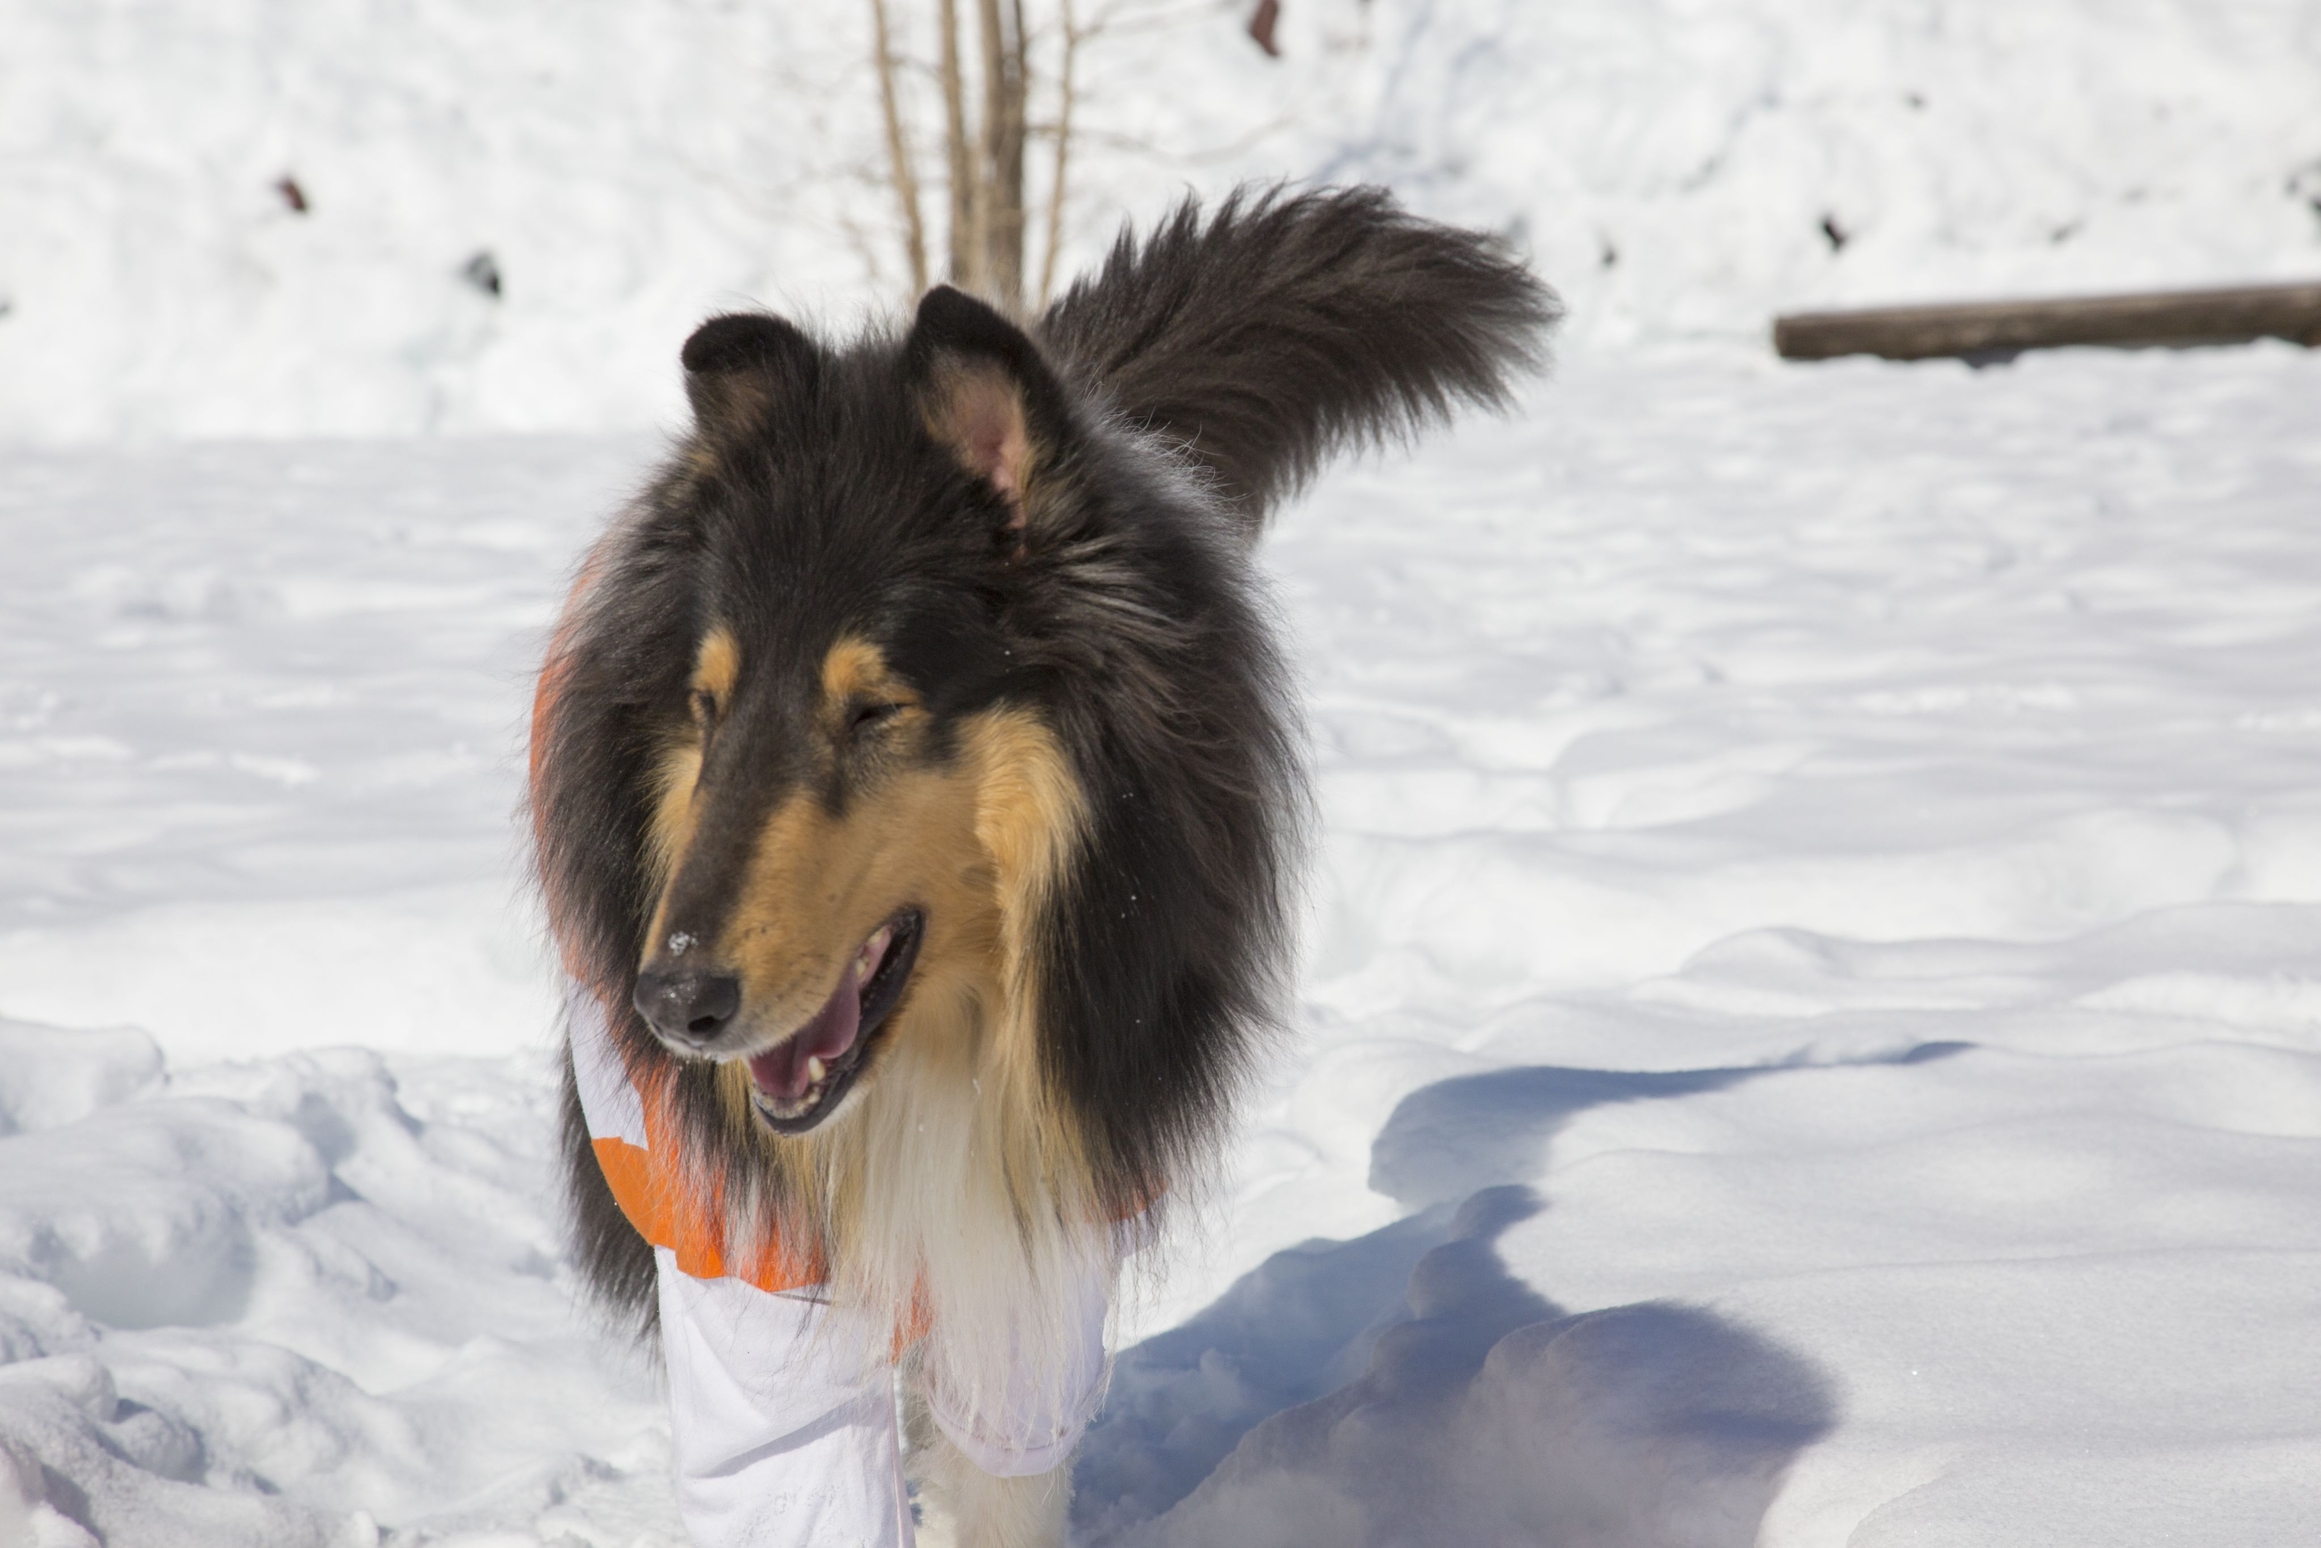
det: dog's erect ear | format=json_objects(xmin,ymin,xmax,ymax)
[
  {"xmin": 681, "ymin": 313, "xmax": 818, "ymax": 439},
  {"xmin": 905, "ymin": 286, "xmax": 1080, "ymax": 547}
]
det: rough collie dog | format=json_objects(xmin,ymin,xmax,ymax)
[{"xmin": 530, "ymin": 186, "xmax": 1556, "ymax": 1547}]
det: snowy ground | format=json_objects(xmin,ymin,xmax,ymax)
[
  {"xmin": 10, "ymin": 0, "xmax": 2321, "ymax": 1542},
  {"xmin": 4, "ymin": 336, "xmax": 2319, "ymax": 1545},
  {"xmin": 6, "ymin": 0, "xmax": 2319, "ymax": 437}
]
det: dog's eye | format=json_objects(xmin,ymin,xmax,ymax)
[{"xmin": 847, "ymin": 700, "xmax": 903, "ymax": 735}]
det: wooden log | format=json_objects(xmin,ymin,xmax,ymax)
[{"xmin": 1774, "ymin": 280, "xmax": 2321, "ymax": 363}]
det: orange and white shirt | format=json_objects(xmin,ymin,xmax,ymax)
[{"xmin": 566, "ymin": 985, "xmax": 1109, "ymax": 1548}]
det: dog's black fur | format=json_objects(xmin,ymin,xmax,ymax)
[
  {"xmin": 1043, "ymin": 185, "xmax": 1559, "ymax": 529},
  {"xmin": 533, "ymin": 185, "xmax": 1559, "ymax": 1336}
]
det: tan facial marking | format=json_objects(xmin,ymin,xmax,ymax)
[
  {"xmin": 645, "ymin": 739, "xmax": 704, "ymax": 893},
  {"xmin": 641, "ymin": 629, "xmax": 738, "ymax": 891},
  {"xmin": 820, "ymin": 634, "xmax": 916, "ymax": 717},
  {"xmin": 693, "ymin": 628, "xmax": 741, "ymax": 714},
  {"xmin": 641, "ymin": 633, "xmax": 1102, "ymax": 1322},
  {"xmin": 710, "ymin": 638, "xmax": 970, "ymax": 1030},
  {"xmin": 647, "ymin": 632, "xmax": 1086, "ymax": 1150},
  {"xmin": 962, "ymin": 707, "xmax": 1086, "ymax": 1012}
]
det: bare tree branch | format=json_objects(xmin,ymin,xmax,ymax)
[
  {"xmin": 975, "ymin": 0, "xmax": 1029, "ymax": 309},
  {"xmin": 868, "ymin": 0, "xmax": 929, "ymax": 293},
  {"xmin": 939, "ymin": 0, "xmax": 977, "ymax": 290},
  {"xmin": 864, "ymin": 0, "xmax": 1216, "ymax": 310},
  {"xmin": 1036, "ymin": 0, "xmax": 1080, "ymax": 309},
  {"xmin": 1007, "ymin": 0, "xmax": 1031, "ymax": 301}
]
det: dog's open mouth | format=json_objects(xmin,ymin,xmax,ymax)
[{"xmin": 742, "ymin": 909, "xmax": 923, "ymax": 1134}]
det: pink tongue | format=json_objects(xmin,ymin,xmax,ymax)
[{"xmin": 747, "ymin": 976, "xmax": 862, "ymax": 1103}]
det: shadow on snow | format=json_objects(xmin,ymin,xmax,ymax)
[{"xmin": 1072, "ymin": 1044, "xmax": 1965, "ymax": 1546}]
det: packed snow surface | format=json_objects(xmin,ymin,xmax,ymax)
[
  {"xmin": 4, "ymin": 338, "xmax": 2319, "ymax": 1545},
  {"xmin": 5, "ymin": 0, "xmax": 2320, "ymax": 437}
]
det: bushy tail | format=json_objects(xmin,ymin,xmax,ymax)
[{"xmin": 1038, "ymin": 185, "xmax": 1560, "ymax": 532}]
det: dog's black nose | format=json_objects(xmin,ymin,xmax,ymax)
[{"xmin": 634, "ymin": 969, "xmax": 741, "ymax": 1045}]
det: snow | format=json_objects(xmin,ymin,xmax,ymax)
[
  {"xmin": 8, "ymin": 0, "xmax": 2321, "ymax": 1541},
  {"xmin": 5, "ymin": 0, "xmax": 2319, "ymax": 438},
  {"xmin": 1077, "ymin": 341, "xmax": 2321, "ymax": 1545},
  {"xmin": 0, "ymin": 1035, "xmax": 677, "ymax": 1547},
  {"xmin": 5, "ymin": 338, "xmax": 2320, "ymax": 1544},
  {"xmin": 0, "ymin": 438, "xmax": 641, "ymax": 1064}
]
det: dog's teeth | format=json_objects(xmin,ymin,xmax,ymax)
[{"xmin": 806, "ymin": 1055, "xmax": 827, "ymax": 1083}]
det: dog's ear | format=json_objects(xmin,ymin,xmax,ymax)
[
  {"xmin": 905, "ymin": 286, "xmax": 1080, "ymax": 550},
  {"xmin": 681, "ymin": 313, "xmax": 819, "ymax": 440}
]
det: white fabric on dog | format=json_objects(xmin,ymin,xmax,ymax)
[
  {"xmin": 650, "ymin": 1244, "xmax": 1112, "ymax": 1545},
  {"xmin": 567, "ymin": 982, "xmax": 647, "ymax": 1148},
  {"xmin": 568, "ymin": 989, "xmax": 1112, "ymax": 1544},
  {"xmin": 655, "ymin": 1248, "xmax": 915, "ymax": 1548},
  {"xmin": 920, "ymin": 1253, "xmax": 1113, "ymax": 1478}
]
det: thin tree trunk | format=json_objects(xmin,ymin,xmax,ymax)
[
  {"xmin": 867, "ymin": 0, "xmax": 927, "ymax": 293},
  {"xmin": 1036, "ymin": 0, "xmax": 1079, "ymax": 309},
  {"xmin": 975, "ymin": 0, "xmax": 1026, "ymax": 310},
  {"xmin": 1002, "ymin": 0, "xmax": 1028, "ymax": 303},
  {"xmin": 938, "ymin": 0, "xmax": 976, "ymax": 291}
]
